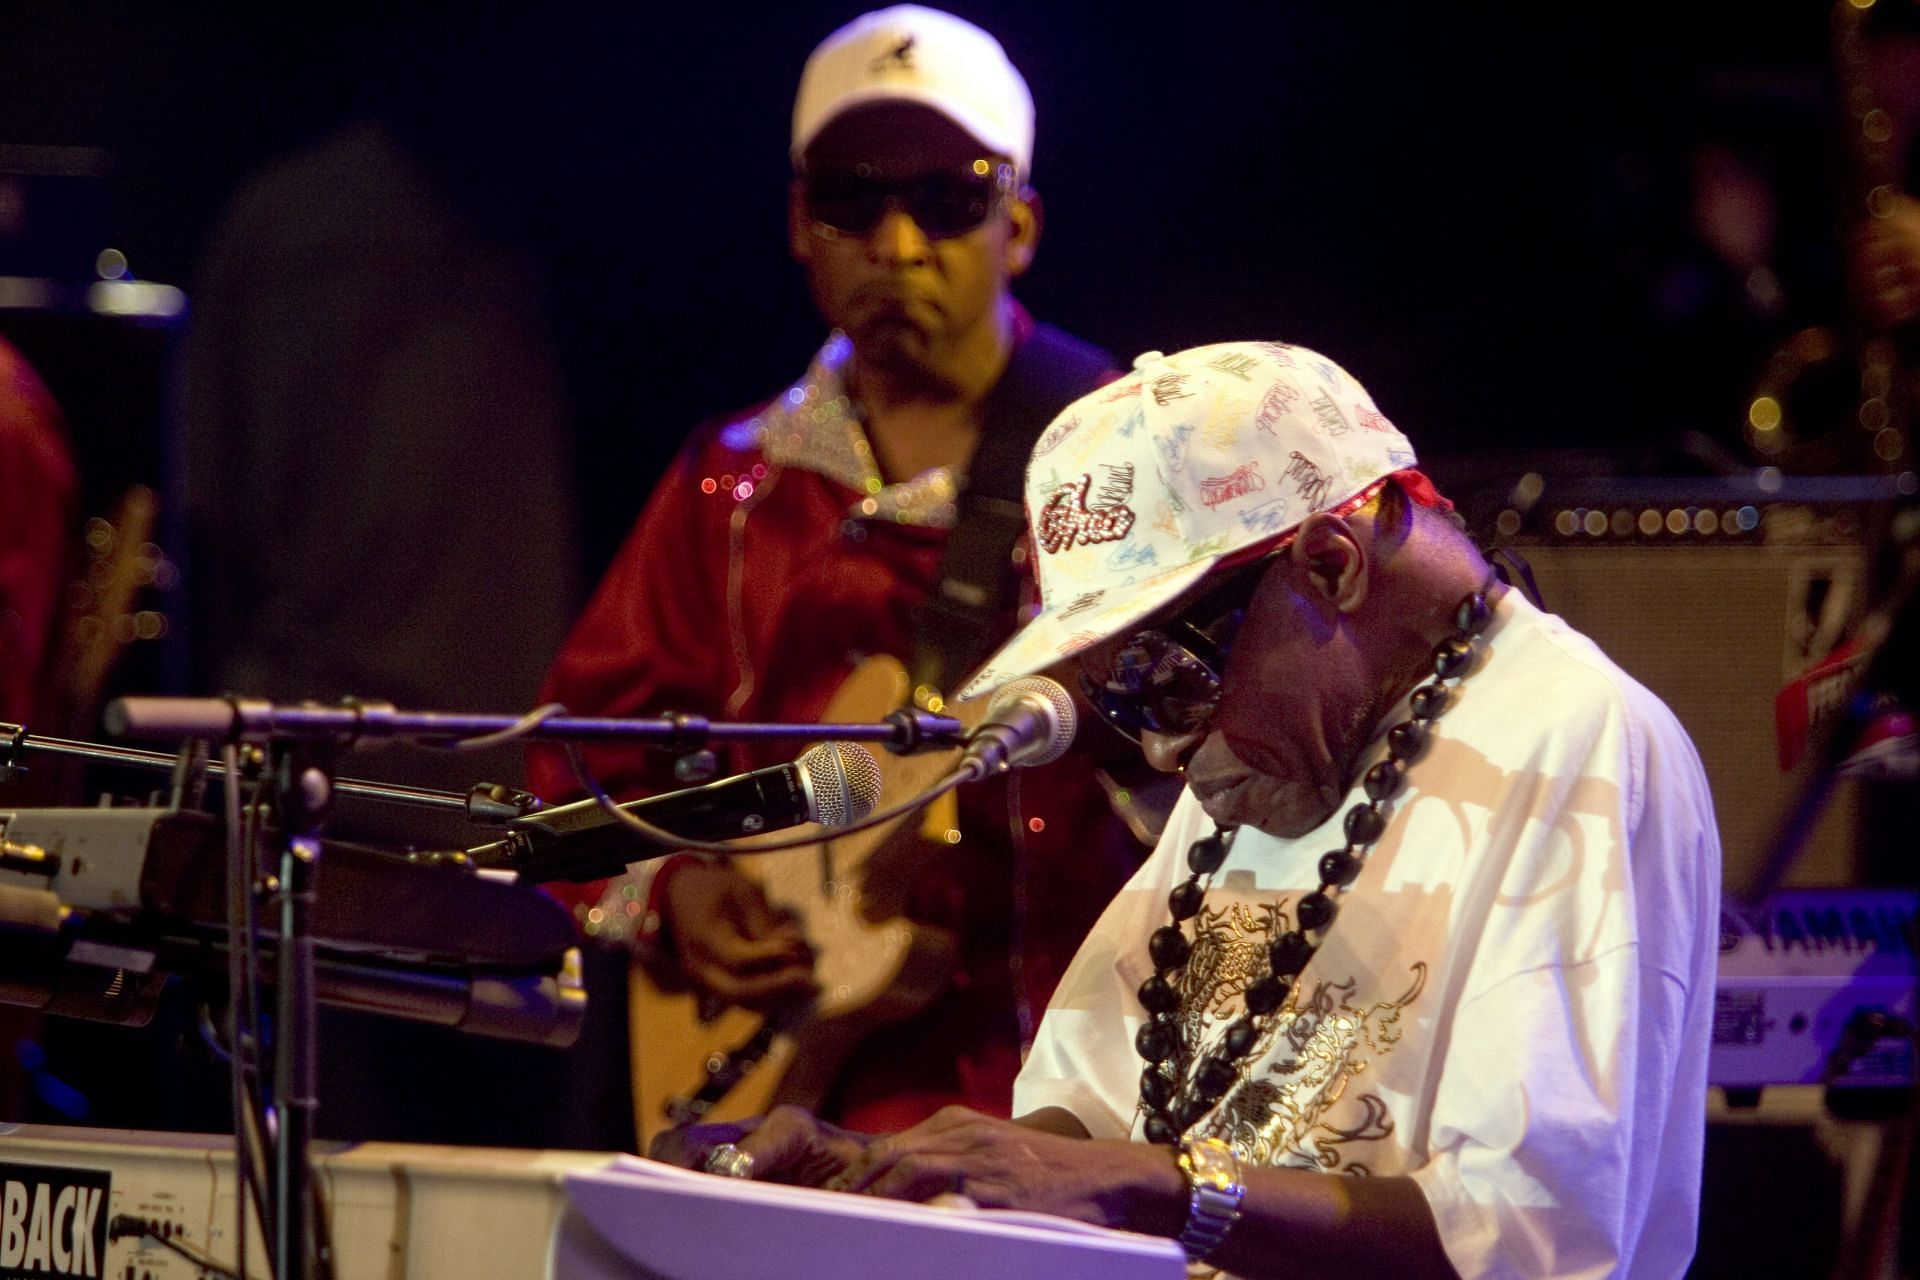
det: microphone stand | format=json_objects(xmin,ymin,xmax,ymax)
[
  {"xmin": 100, "ymin": 696, "xmax": 964, "ymax": 755},
  {"xmin": 2, "ymin": 723, "xmax": 545, "ymax": 825},
  {"xmin": 6, "ymin": 693, "xmax": 966, "ymax": 1280},
  {"xmin": 268, "ymin": 737, "xmax": 327, "ymax": 1280}
]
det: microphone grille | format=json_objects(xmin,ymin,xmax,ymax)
[
  {"xmin": 798, "ymin": 741, "xmax": 883, "ymax": 827},
  {"xmin": 990, "ymin": 676, "xmax": 1079, "ymax": 768}
]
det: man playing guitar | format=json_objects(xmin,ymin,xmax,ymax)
[{"xmin": 529, "ymin": 5, "xmax": 1149, "ymax": 1143}]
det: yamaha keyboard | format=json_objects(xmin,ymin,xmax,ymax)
[{"xmin": 1712, "ymin": 888, "xmax": 1917, "ymax": 1089}]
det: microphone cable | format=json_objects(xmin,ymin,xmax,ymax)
[{"xmin": 558, "ymin": 739, "xmax": 967, "ymax": 857}]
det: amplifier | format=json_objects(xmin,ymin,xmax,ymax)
[
  {"xmin": 1471, "ymin": 474, "xmax": 1899, "ymax": 891},
  {"xmin": 0, "ymin": 1124, "xmax": 614, "ymax": 1279}
]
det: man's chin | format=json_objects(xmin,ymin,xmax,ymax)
[
  {"xmin": 852, "ymin": 330, "xmax": 939, "ymax": 379},
  {"xmin": 851, "ymin": 309, "xmax": 937, "ymax": 350},
  {"xmin": 1198, "ymin": 780, "xmax": 1338, "ymax": 841}
]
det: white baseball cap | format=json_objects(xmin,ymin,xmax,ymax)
[
  {"xmin": 792, "ymin": 5, "xmax": 1035, "ymax": 177},
  {"xmin": 958, "ymin": 342, "xmax": 1439, "ymax": 701}
]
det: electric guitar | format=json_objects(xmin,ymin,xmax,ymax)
[{"xmin": 627, "ymin": 655, "xmax": 988, "ymax": 1146}]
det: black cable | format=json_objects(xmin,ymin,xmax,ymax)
[
  {"xmin": 219, "ymin": 741, "xmax": 256, "ymax": 1280},
  {"xmin": 309, "ymin": 1174, "xmax": 337, "ymax": 1280},
  {"xmin": 1005, "ymin": 770, "xmax": 1038, "ymax": 1055},
  {"xmin": 411, "ymin": 702, "xmax": 570, "ymax": 752},
  {"xmin": 560, "ymin": 739, "xmax": 969, "ymax": 856},
  {"xmin": 243, "ymin": 782, "xmax": 274, "ymax": 1228},
  {"xmin": 245, "ymin": 761, "xmax": 336, "ymax": 1280},
  {"xmin": 238, "ymin": 777, "xmax": 274, "ymax": 1251},
  {"xmin": 109, "ymin": 1215, "xmax": 241, "ymax": 1280},
  {"xmin": 195, "ymin": 1003, "xmax": 232, "ymax": 1066}
]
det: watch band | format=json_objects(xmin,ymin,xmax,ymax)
[{"xmin": 1175, "ymin": 1136, "xmax": 1245, "ymax": 1262}]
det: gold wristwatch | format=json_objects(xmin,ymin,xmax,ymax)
[{"xmin": 1175, "ymin": 1135, "xmax": 1244, "ymax": 1262}]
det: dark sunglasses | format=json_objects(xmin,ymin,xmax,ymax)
[
  {"xmin": 1079, "ymin": 563, "xmax": 1266, "ymax": 744},
  {"xmin": 804, "ymin": 160, "xmax": 1015, "ymax": 240}
]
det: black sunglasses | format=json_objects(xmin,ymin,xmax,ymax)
[
  {"xmin": 1078, "ymin": 562, "xmax": 1267, "ymax": 744},
  {"xmin": 804, "ymin": 161, "xmax": 1015, "ymax": 240}
]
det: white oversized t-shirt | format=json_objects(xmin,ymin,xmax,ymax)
[{"xmin": 1014, "ymin": 592, "xmax": 1720, "ymax": 1279}]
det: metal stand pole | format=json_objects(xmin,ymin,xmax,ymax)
[{"xmin": 268, "ymin": 743, "xmax": 331, "ymax": 1280}]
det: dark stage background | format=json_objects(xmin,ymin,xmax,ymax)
[{"xmin": 0, "ymin": 1, "xmax": 1857, "ymax": 577}]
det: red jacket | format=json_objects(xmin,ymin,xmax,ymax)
[
  {"xmin": 0, "ymin": 340, "xmax": 76, "ymax": 726},
  {"xmin": 530, "ymin": 326, "xmax": 1146, "ymax": 1126}
]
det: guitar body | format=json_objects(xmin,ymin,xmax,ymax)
[{"xmin": 628, "ymin": 655, "xmax": 980, "ymax": 1146}]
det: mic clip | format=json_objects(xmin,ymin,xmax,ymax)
[
  {"xmin": 653, "ymin": 711, "xmax": 714, "ymax": 752},
  {"xmin": 465, "ymin": 782, "xmax": 543, "ymax": 827},
  {"xmin": 0, "ymin": 723, "xmax": 26, "ymax": 783},
  {"xmin": 881, "ymin": 707, "xmax": 966, "ymax": 755}
]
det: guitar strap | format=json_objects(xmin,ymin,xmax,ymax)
[{"xmin": 909, "ymin": 322, "xmax": 1115, "ymax": 696}]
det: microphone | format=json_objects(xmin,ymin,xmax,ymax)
[
  {"xmin": 959, "ymin": 677, "xmax": 1078, "ymax": 782},
  {"xmin": 467, "ymin": 741, "xmax": 882, "ymax": 883}
]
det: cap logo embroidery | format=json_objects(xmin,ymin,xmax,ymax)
[
  {"xmin": 1037, "ymin": 472, "xmax": 1136, "ymax": 553},
  {"xmin": 1199, "ymin": 460, "xmax": 1266, "ymax": 508},
  {"xmin": 1355, "ymin": 403, "xmax": 1395, "ymax": 433},
  {"xmin": 1307, "ymin": 390, "xmax": 1350, "ymax": 436},
  {"xmin": 1254, "ymin": 382, "xmax": 1300, "ymax": 435},
  {"xmin": 1157, "ymin": 423, "xmax": 1195, "ymax": 474},
  {"xmin": 1205, "ymin": 351, "xmax": 1260, "ymax": 380},
  {"xmin": 1285, "ymin": 451, "xmax": 1332, "ymax": 509},
  {"xmin": 871, "ymin": 33, "xmax": 917, "ymax": 74},
  {"xmin": 1199, "ymin": 401, "xmax": 1241, "ymax": 449},
  {"xmin": 1058, "ymin": 590, "xmax": 1106, "ymax": 619},
  {"xmin": 1150, "ymin": 373, "xmax": 1193, "ymax": 406},
  {"xmin": 1106, "ymin": 540, "xmax": 1159, "ymax": 572},
  {"xmin": 1239, "ymin": 497, "xmax": 1291, "ymax": 533},
  {"xmin": 1033, "ymin": 414, "xmax": 1079, "ymax": 457},
  {"xmin": 1057, "ymin": 629, "xmax": 1100, "ymax": 656}
]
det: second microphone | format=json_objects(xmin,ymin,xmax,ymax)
[{"xmin": 466, "ymin": 741, "xmax": 882, "ymax": 884}]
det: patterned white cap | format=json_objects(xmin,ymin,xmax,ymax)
[
  {"xmin": 792, "ymin": 5, "xmax": 1035, "ymax": 177},
  {"xmin": 958, "ymin": 342, "xmax": 1420, "ymax": 701}
]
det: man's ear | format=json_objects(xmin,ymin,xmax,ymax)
[
  {"xmin": 1004, "ymin": 187, "xmax": 1043, "ymax": 277},
  {"xmin": 1289, "ymin": 514, "xmax": 1368, "ymax": 613},
  {"xmin": 788, "ymin": 180, "xmax": 815, "ymax": 264}
]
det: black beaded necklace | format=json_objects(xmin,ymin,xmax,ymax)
[{"xmin": 1136, "ymin": 578, "xmax": 1496, "ymax": 1146}]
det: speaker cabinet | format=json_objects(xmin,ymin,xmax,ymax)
[{"xmin": 1488, "ymin": 480, "xmax": 1890, "ymax": 892}]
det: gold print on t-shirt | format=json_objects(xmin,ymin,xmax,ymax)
[
  {"xmin": 1153, "ymin": 896, "xmax": 1429, "ymax": 1172},
  {"xmin": 1149, "ymin": 899, "xmax": 1286, "ymax": 1105}
]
